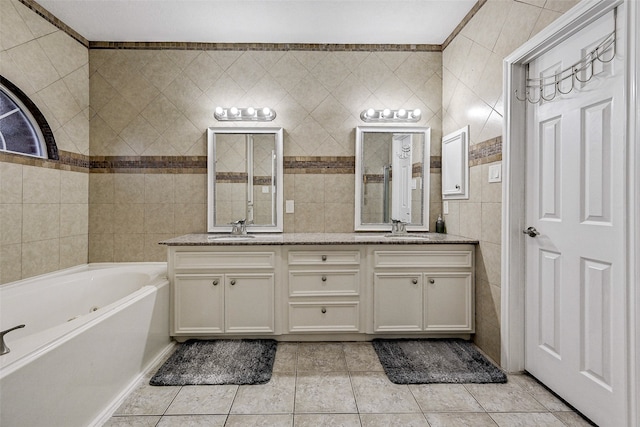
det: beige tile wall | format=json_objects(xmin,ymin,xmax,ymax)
[
  {"xmin": 0, "ymin": 0, "xmax": 89, "ymax": 284},
  {"xmin": 442, "ymin": 0, "xmax": 580, "ymax": 363},
  {"xmin": 88, "ymin": 49, "xmax": 443, "ymax": 261},
  {"xmin": 88, "ymin": 173, "xmax": 206, "ymax": 262}
]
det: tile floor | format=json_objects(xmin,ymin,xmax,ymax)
[{"xmin": 104, "ymin": 342, "xmax": 595, "ymax": 427}]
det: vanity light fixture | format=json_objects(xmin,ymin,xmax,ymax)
[
  {"xmin": 214, "ymin": 106, "xmax": 276, "ymax": 121},
  {"xmin": 360, "ymin": 108, "xmax": 421, "ymax": 123}
]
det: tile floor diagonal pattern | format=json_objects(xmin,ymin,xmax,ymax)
[{"xmin": 104, "ymin": 342, "xmax": 595, "ymax": 427}]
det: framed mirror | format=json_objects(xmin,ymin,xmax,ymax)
[
  {"xmin": 207, "ymin": 127, "xmax": 283, "ymax": 232},
  {"xmin": 355, "ymin": 126, "xmax": 431, "ymax": 231}
]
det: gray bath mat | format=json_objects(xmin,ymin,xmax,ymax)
[
  {"xmin": 372, "ymin": 338, "xmax": 507, "ymax": 384},
  {"xmin": 150, "ymin": 339, "xmax": 277, "ymax": 386}
]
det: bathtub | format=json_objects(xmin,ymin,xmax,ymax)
[{"xmin": 0, "ymin": 263, "xmax": 172, "ymax": 427}]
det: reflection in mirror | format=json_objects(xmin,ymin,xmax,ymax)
[
  {"xmin": 355, "ymin": 126, "xmax": 430, "ymax": 231},
  {"xmin": 207, "ymin": 127, "xmax": 283, "ymax": 232}
]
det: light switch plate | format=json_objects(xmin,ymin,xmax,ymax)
[
  {"xmin": 443, "ymin": 201, "xmax": 449, "ymax": 214},
  {"xmin": 285, "ymin": 200, "xmax": 294, "ymax": 213},
  {"xmin": 488, "ymin": 163, "xmax": 502, "ymax": 183},
  {"xmin": 262, "ymin": 186, "xmax": 270, "ymax": 193}
]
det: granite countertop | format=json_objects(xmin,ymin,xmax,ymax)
[{"xmin": 160, "ymin": 232, "xmax": 479, "ymax": 246}]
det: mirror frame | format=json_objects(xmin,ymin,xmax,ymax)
[
  {"xmin": 207, "ymin": 127, "xmax": 284, "ymax": 233},
  {"xmin": 354, "ymin": 126, "xmax": 431, "ymax": 232}
]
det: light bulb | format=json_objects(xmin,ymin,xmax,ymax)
[
  {"xmin": 246, "ymin": 107, "xmax": 255, "ymax": 115},
  {"xmin": 412, "ymin": 108, "xmax": 421, "ymax": 118},
  {"xmin": 230, "ymin": 107, "xmax": 239, "ymax": 116},
  {"xmin": 398, "ymin": 109, "xmax": 406, "ymax": 117},
  {"xmin": 262, "ymin": 107, "xmax": 271, "ymax": 116},
  {"xmin": 215, "ymin": 106, "xmax": 224, "ymax": 116},
  {"xmin": 383, "ymin": 108, "xmax": 391, "ymax": 117},
  {"xmin": 366, "ymin": 108, "xmax": 375, "ymax": 118}
]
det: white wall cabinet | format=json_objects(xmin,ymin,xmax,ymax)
[{"xmin": 442, "ymin": 126, "xmax": 469, "ymax": 200}]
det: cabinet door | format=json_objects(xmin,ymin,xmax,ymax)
[
  {"xmin": 424, "ymin": 273, "xmax": 473, "ymax": 331},
  {"xmin": 373, "ymin": 273, "xmax": 423, "ymax": 332},
  {"xmin": 442, "ymin": 126, "xmax": 469, "ymax": 200},
  {"xmin": 225, "ymin": 273, "xmax": 275, "ymax": 333},
  {"xmin": 174, "ymin": 275, "xmax": 224, "ymax": 334}
]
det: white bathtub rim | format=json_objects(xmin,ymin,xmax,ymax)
[
  {"xmin": 0, "ymin": 262, "xmax": 168, "ymax": 292},
  {"xmin": 0, "ymin": 263, "xmax": 168, "ymax": 376}
]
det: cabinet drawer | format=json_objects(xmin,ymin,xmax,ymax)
[
  {"xmin": 289, "ymin": 302, "xmax": 359, "ymax": 332},
  {"xmin": 174, "ymin": 251, "xmax": 275, "ymax": 270},
  {"xmin": 374, "ymin": 250, "xmax": 472, "ymax": 268},
  {"xmin": 288, "ymin": 251, "xmax": 360, "ymax": 265},
  {"xmin": 289, "ymin": 270, "xmax": 359, "ymax": 296}
]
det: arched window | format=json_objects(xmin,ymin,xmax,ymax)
[{"xmin": 0, "ymin": 76, "xmax": 58, "ymax": 160}]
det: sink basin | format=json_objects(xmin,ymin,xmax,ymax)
[
  {"xmin": 207, "ymin": 234, "xmax": 256, "ymax": 241},
  {"xmin": 383, "ymin": 233, "xmax": 432, "ymax": 239}
]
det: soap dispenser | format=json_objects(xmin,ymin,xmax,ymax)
[{"xmin": 435, "ymin": 214, "xmax": 445, "ymax": 233}]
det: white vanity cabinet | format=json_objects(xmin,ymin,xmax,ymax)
[
  {"xmin": 285, "ymin": 247, "xmax": 363, "ymax": 333},
  {"xmin": 371, "ymin": 245, "xmax": 475, "ymax": 333},
  {"xmin": 164, "ymin": 235, "xmax": 477, "ymax": 340},
  {"xmin": 169, "ymin": 247, "xmax": 278, "ymax": 337}
]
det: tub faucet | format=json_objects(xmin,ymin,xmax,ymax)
[
  {"xmin": 230, "ymin": 219, "xmax": 247, "ymax": 235},
  {"xmin": 1, "ymin": 324, "xmax": 25, "ymax": 355},
  {"xmin": 390, "ymin": 219, "xmax": 408, "ymax": 235}
]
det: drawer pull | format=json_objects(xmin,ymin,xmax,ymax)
[
  {"xmin": 321, "ymin": 307, "xmax": 327, "ymax": 314},
  {"xmin": 412, "ymin": 278, "xmax": 418, "ymax": 284},
  {"xmin": 321, "ymin": 275, "xmax": 327, "ymax": 282},
  {"xmin": 429, "ymin": 279, "xmax": 435, "ymax": 284},
  {"xmin": 322, "ymin": 255, "xmax": 327, "ymax": 261},
  {"xmin": 212, "ymin": 280, "xmax": 219, "ymax": 286},
  {"xmin": 230, "ymin": 279, "xmax": 236, "ymax": 286}
]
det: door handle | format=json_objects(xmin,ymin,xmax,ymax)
[{"xmin": 523, "ymin": 226, "xmax": 540, "ymax": 237}]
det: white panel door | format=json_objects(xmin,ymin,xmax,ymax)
[{"xmin": 525, "ymin": 9, "xmax": 626, "ymax": 427}]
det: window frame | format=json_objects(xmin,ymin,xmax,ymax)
[{"xmin": 0, "ymin": 76, "xmax": 58, "ymax": 160}]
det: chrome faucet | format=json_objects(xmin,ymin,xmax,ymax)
[
  {"xmin": 1, "ymin": 324, "xmax": 25, "ymax": 355},
  {"xmin": 390, "ymin": 219, "xmax": 408, "ymax": 235},
  {"xmin": 230, "ymin": 219, "xmax": 247, "ymax": 235}
]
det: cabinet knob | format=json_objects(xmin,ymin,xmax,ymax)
[
  {"xmin": 321, "ymin": 307, "xmax": 327, "ymax": 314},
  {"xmin": 230, "ymin": 279, "xmax": 236, "ymax": 286},
  {"xmin": 412, "ymin": 278, "xmax": 418, "ymax": 284},
  {"xmin": 455, "ymin": 184, "xmax": 461, "ymax": 190},
  {"xmin": 429, "ymin": 279, "xmax": 435, "ymax": 284},
  {"xmin": 212, "ymin": 280, "xmax": 218, "ymax": 286},
  {"xmin": 321, "ymin": 275, "xmax": 327, "ymax": 282},
  {"xmin": 321, "ymin": 255, "xmax": 327, "ymax": 261}
]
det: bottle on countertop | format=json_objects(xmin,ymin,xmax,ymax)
[{"xmin": 435, "ymin": 214, "xmax": 445, "ymax": 233}]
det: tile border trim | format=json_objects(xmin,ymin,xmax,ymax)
[
  {"xmin": 441, "ymin": 0, "xmax": 487, "ymax": 50},
  {"xmin": 88, "ymin": 41, "xmax": 442, "ymax": 52},
  {"xmin": 18, "ymin": 0, "xmax": 89, "ymax": 47},
  {"xmin": 0, "ymin": 150, "xmax": 89, "ymax": 172},
  {"xmin": 469, "ymin": 136, "xmax": 502, "ymax": 167},
  {"xmin": 1, "ymin": 139, "xmax": 500, "ymax": 173}
]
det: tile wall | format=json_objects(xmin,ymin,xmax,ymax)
[
  {"xmin": 1, "ymin": 0, "xmax": 583, "ymax": 367},
  {"xmin": 88, "ymin": 48, "xmax": 444, "ymax": 261},
  {"xmin": 442, "ymin": 0, "xmax": 580, "ymax": 363},
  {"xmin": 0, "ymin": 0, "xmax": 89, "ymax": 284}
]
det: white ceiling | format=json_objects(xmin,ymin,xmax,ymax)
[{"xmin": 35, "ymin": 0, "xmax": 477, "ymax": 45}]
